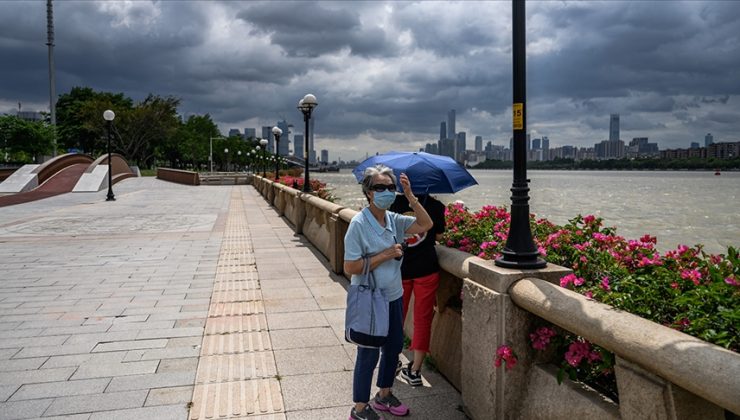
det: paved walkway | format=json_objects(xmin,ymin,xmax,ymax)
[{"xmin": 0, "ymin": 178, "xmax": 464, "ymax": 419}]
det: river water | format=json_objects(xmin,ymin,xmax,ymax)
[{"xmin": 312, "ymin": 169, "xmax": 739, "ymax": 255}]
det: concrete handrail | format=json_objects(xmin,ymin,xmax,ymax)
[
  {"xmin": 33, "ymin": 153, "xmax": 94, "ymax": 184},
  {"xmin": 509, "ymin": 277, "xmax": 740, "ymax": 414}
]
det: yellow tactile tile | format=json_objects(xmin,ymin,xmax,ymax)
[
  {"xmin": 190, "ymin": 189, "xmax": 284, "ymax": 419},
  {"xmin": 190, "ymin": 378, "xmax": 283, "ymax": 420},
  {"xmin": 195, "ymin": 353, "xmax": 277, "ymax": 383},
  {"xmin": 205, "ymin": 314, "xmax": 268, "ymax": 335}
]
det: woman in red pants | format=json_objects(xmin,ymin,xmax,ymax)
[{"xmin": 390, "ymin": 194, "xmax": 446, "ymax": 386}]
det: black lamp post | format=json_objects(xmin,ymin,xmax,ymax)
[
  {"xmin": 103, "ymin": 109, "xmax": 116, "ymax": 201},
  {"xmin": 297, "ymin": 93, "xmax": 318, "ymax": 192},
  {"xmin": 495, "ymin": 0, "xmax": 546, "ymax": 269},
  {"xmin": 272, "ymin": 126, "xmax": 282, "ymax": 180},
  {"xmin": 224, "ymin": 148, "xmax": 229, "ymax": 172},
  {"xmin": 259, "ymin": 138, "xmax": 268, "ymax": 177}
]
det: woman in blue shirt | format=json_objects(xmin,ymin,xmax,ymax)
[{"xmin": 344, "ymin": 164, "xmax": 433, "ymax": 420}]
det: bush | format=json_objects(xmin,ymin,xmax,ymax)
[{"xmin": 442, "ymin": 203, "xmax": 739, "ymax": 398}]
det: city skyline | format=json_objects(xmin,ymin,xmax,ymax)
[{"xmin": 1, "ymin": 1, "xmax": 739, "ymax": 161}]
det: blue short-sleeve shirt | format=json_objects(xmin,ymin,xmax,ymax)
[{"xmin": 344, "ymin": 207, "xmax": 416, "ymax": 301}]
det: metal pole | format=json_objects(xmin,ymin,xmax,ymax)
[
  {"xmin": 46, "ymin": 0, "xmax": 57, "ymax": 157},
  {"xmin": 303, "ymin": 111, "xmax": 311, "ymax": 192},
  {"xmin": 274, "ymin": 134, "xmax": 280, "ymax": 180},
  {"xmin": 495, "ymin": 0, "xmax": 545, "ymax": 269},
  {"xmin": 262, "ymin": 149, "xmax": 266, "ymax": 178},
  {"xmin": 106, "ymin": 120, "xmax": 115, "ymax": 201},
  {"xmin": 209, "ymin": 137, "xmax": 213, "ymax": 173}
]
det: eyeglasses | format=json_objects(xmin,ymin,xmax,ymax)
[{"xmin": 370, "ymin": 184, "xmax": 396, "ymax": 192}]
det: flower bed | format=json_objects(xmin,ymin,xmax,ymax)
[
  {"xmin": 442, "ymin": 202, "xmax": 739, "ymax": 399},
  {"xmin": 275, "ymin": 175, "xmax": 336, "ymax": 202}
]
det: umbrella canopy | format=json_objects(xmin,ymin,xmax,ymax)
[{"xmin": 352, "ymin": 151, "xmax": 478, "ymax": 194}]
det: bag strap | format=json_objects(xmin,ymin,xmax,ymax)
[{"xmin": 360, "ymin": 256, "xmax": 378, "ymax": 290}]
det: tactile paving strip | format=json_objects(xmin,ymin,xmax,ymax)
[{"xmin": 190, "ymin": 189, "xmax": 284, "ymax": 419}]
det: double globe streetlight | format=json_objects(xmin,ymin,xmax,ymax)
[
  {"xmin": 103, "ymin": 110, "xmax": 116, "ymax": 201},
  {"xmin": 272, "ymin": 126, "xmax": 282, "ymax": 180},
  {"xmin": 297, "ymin": 94, "xmax": 317, "ymax": 192}
]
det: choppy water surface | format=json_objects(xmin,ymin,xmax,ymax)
[{"xmin": 314, "ymin": 169, "xmax": 739, "ymax": 255}]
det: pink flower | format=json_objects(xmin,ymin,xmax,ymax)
[
  {"xmin": 600, "ymin": 276, "xmax": 610, "ymax": 291},
  {"xmin": 680, "ymin": 269, "xmax": 702, "ymax": 286},
  {"xmin": 564, "ymin": 341, "xmax": 591, "ymax": 367},
  {"xmin": 529, "ymin": 327, "xmax": 557, "ymax": 350},
  {"xmin": 560, "ymin": 273, "xmax": 585, "ymax": 288},
  {"xmin": 584, "ymin": 290, "xmax": 594, "ymax": 299},
  {"xmin": 583, "ymin": 215, "xmax": 595, "ymax": 225},
  {"xmin": 494, "ymin": 344, "xmax": 518, "ymax": 370},
  {"xmin": 725, "ymin": 277, "xmax": 739, "ymax": 287}
]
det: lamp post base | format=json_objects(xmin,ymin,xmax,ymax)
[
  {"xmin": 495, "ymin": 249, "xmax": 546, "ymax": 269},
  {"xmin": 106, "ymin": 195, "xmax": 116, "ymax": 202}
]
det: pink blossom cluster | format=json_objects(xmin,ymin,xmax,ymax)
[
  {"xmin": 494, "ymin": 344, "xmax": 518, "ymax": 370},
  {"xmin": 560, "ymin": 273, "xmax": 585, "ymax": 288},
  {"xmin": 529, "ymin": 326, "xmax": 557, "ymax": 350},
  {"xmin": 564, "ymin": 340, "xmax": 601, "ymax": 367}
]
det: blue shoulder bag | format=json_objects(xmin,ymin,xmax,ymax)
[{"xmin": 345, "ymin": 255, "xmax": 390, "ymax": 348}]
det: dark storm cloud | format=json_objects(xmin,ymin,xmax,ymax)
[
  {"xmin": 237, "ymin": 1, "xmax": 398, "ymax": 58},
  {"xmin": 1, "ymin": 1, "xmax": 739, "ymax": 158}
]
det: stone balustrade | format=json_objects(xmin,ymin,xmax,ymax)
[
  {"xmin": 156, "ymin": 168, "xmax": 201, "ymax": 185},
  {"xmin": 251, "ymin": 175, "xmax": 740, "ymax": 420}
]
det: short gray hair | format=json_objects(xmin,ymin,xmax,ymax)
[{"xmin": 360, "ymin": 164, "xmax": 396, "ymax": 198}]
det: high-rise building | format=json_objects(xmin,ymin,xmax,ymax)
[
  {"xmin": 293, "ymin": 134, "xmax": 303, "ymax": 157},
  {"xmin": 475, "ymin": 136, "xmax": 483, "ymax": 152},
  {"xmin": 309, "ymin": 119, "xmax": 316, "ymax": 164},
  {"xmin": 455, "ymin": 132, "xmax": 466, "ymax": 162},
  {"xmin": 439, "ymin": 122, "xmax": 446, "ymax": 141},
  {"xmin": 705, "ymin": 133, "xmax": 714, "ymax": 147},
  {"xmin": 595, "ymin": 139, "xmax": 625, "ymax": 159},
  {"xmin": 228, "ymin": 128, "xmax": 241, "ymax": 138},
  {"xmin": 609, "ymin": 114, "xmax": 620, "ymax": 141},
  {"xmin": 532, "ymin": 138, "xmax": 541, "ymax": 149},
  {"xmin": 439, "ymin": 138, "xmax": 455, "ymax": 160},
  {"xmin": 447, "ymin": 109, "xmax": 456, "ymax": 140},
  {"xmin": 244, "ymin": 128, "xmax": 256, "ymax": 140},
  {"xmin": 320, "ymin": 149, "xmax": 329, "ymax": 164},
  {"xmin": 542, "ymin": 136, "xmax": 550, "ymax": 159},
  {"xmin": 277, "ymin": 120, "xmax": 290, "ymax": 156},
  {"xmin": 261, "ymin": 126, "xmax": 274, "ymax": 152},
  {"xmin": 690, "ymin": 142, "xmax": 700, "ymax": 149}
]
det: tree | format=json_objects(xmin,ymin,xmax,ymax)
[
  {"xmin": 0, "ymin": 115, "xmax": 55, "ymax": 163},
  {"xmin": 56, "ymin": 86, "xmax": 132, "ymax": 155},
  {"xmin": 113, "ymin": 94, "xmax": 181, "ymax": 168}
]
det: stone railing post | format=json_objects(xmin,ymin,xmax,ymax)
[
  {"xmin": 294, "ymin": 192, "xmax": 307, "ymax": 235},
  {"xmin": 461, "ymin": 260, "xmax": 571, "ymax": 419}
]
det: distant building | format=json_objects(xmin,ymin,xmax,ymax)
[
  {"xmin": 531, "ymin": 138, "xmax": 541, "ymax": 150},
  {"xmin": 16, "ymin": 111, "xmax": 43, "ymax": 122},
  {"xmin": 707, "ymin": 141, "xmax": 739, "ymax": 159},
  {"xmin": 690, "ymin": 142, "xmax": 700, "ymax": 149},
  {"xmin": 609, "ymin": 114, "xmax": 620, "ymax": 141},
  {"xmin": 705, "ymin": 133, "xmax": 714, "ymax": 147},
  {"xmin": 439, "ymin": 122, "xmax": 447, "ymax": 141},
  {"xmin": 277, "ymin": 120, "xmax": 290, "ymax": 156},
  {"xmin": 439, "ymin": 138, "xmax": 455, "ymax": 160},
  {"xmin": 228, "ymin": 128, "xmax": 241, "ymax": 138},
  {"xmin": 595, "ymin": 139, "xmax": 625, "ymax": 159},
  {"xmin": 627, "ymin": 137, "xmax": 659, "ymax": 157},
  {"xmin": 425, "ymin": 142, "xmax": 438, "ymax": 154},
  {"xmin": 244, "ymin": 128, "xmax": 256, "ymax": 140},
  {"xmin": 294, "ymin": 134, "xmax": 304, "ymax": 159},
  {"xmin": 320, "ymin": 149, "xmax": 329, "ymax": 164},
  {"xmin": 455, "ymin": 132, "xmax": 466, "ymax": 163},
  {"xmin": 261, "ymin": 126, "xmax": 274, "ymax": 152},
  {"xmin": 309, "ymin": 118, "xmax": 316, "ymax": 164},
  {"xmin": 447, "ymin": 110, "xmax": 456, "ymax": 140},
  {"xmin": 474, "ymin": 136, "xmax": 483, "ymax": 153}
]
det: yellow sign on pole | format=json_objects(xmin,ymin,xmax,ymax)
[{"xmin": 513, "ymin": 103, "xmax": 523, "ymax": 130}]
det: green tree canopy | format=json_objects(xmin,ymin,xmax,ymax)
[{"xmin": 0, "ymin": 115, "xmax": 55, "ymax": 163}]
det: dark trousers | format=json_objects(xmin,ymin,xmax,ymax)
[{"xmin": 352, "ymin": 297, "xmax": 404, "ymax": 403}]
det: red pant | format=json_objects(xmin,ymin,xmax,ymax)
[{"xmin": 401, "ymin": 272, "xmax": 440, "ymax": 353}]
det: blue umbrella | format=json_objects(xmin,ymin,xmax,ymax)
[{"xmin": 352, "ymin": 151, "xmax": 478, "ymax": 194}]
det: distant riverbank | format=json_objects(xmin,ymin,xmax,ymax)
[{"xmin": 473, "ymin": 157, "xmax": 740, "ymax": 171}]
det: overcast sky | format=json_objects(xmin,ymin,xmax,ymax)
[{"xmin": 1, "ymin": 1, "xmax": 739, "ymax": 161}]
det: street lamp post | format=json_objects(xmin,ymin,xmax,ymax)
[
  {"xmin": 224, "ymin": 148, "xmax": 229, "ymax": 171},
  {"xmin": 254, "ymin": 147, "xmax": 260, "ymax": 175},
  {"xmin": 495, "ymin": 0, "xmax": 546, "ymax": 269},
  {"xmin": 103, "ymin": 109, "xmax": 116, "ymax": 201},
  {"xmin": 272, "ymin": 126, "xmax": 282, "ymax": 180},
  {"xmin": 237, "ymin": 150, "xmax": 242, "ymax": 171},
  {"xmin": 259, "ymin": 138, "xmax": 268, "ymax": 177},
  {"xmin": 297, "ymin": 93, "xmax": 318, "ymax": 192}
]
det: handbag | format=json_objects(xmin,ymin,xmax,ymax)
[{"xmin": 345, "ymin": 256, "xmax": 389, "ymax": 348}]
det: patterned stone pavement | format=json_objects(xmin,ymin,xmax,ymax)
[{"xmin": 0, "ymin": 178, "xmax": 464, "ymax": 419}]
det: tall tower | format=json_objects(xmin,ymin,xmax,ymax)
[
  {"xmin": 705, "ymin": 133, "xmax": 714, "ymax": 147},
  {"xmin": 475, "ymin": 136, "xmax": 483, "ymax": 152},
  {"xmin": 447, "ymin": 109, "xmax": 456, "ymax": 140},
  {"xmin": 439, "ymin": 122, "xmax": 446, "ymax": 141},
  {"xmin": 277, "ymin": 120, "xmax": 290, "ymax": 156},
  {"xmin": 609, "ymin": 114, "xmax": 620, "ymax": 141}
]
